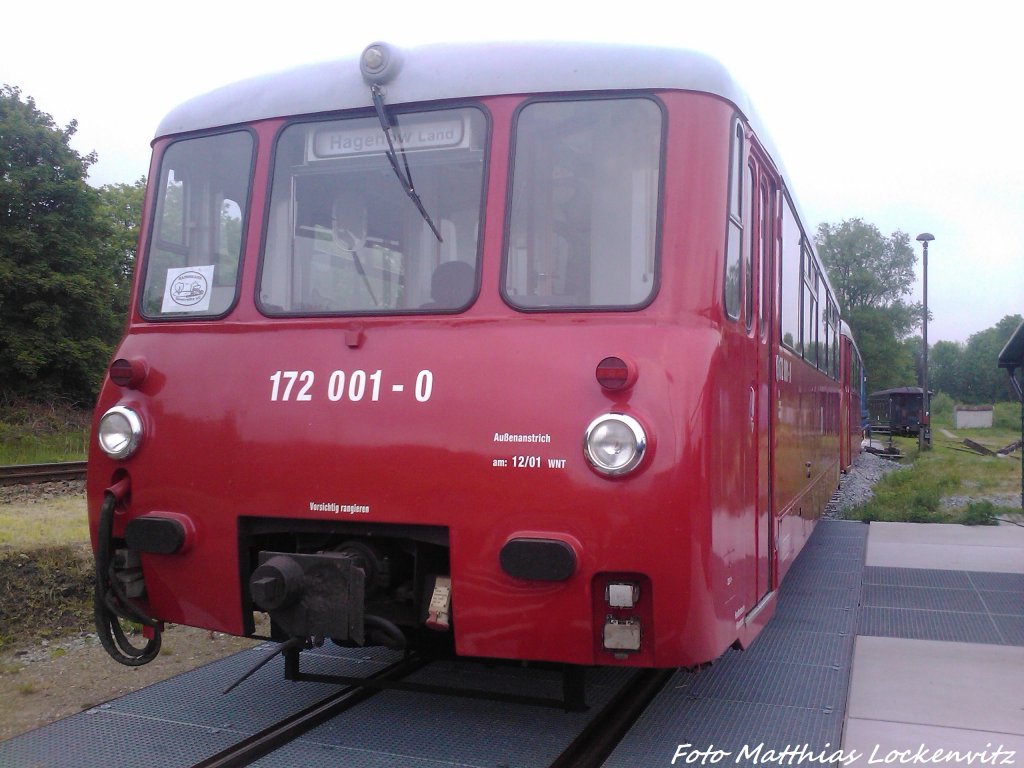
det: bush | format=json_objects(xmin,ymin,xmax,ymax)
[
  {"xmin": 958, "ymin": 501, "xmax": 999, "ymax": 526},
  {"xmin": 993, "ymin": 401, "xmax": 1022, "ymax": 432},
  {"xmin": 929, "ymin": 392, "xmax": 954, "ymax": 426}
]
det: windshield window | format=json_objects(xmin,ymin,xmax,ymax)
[
  {"xmin": 504, "ymin": 98, "xmax": 662, "ymax": 310},
  {"xmin": 141, "ymin": 131, "xmax": 252, "ymax": 318},
  {"xmin": 260, "ymin": 107, "xmax": 486, "ymax": 315}
]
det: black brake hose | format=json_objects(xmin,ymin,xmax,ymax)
[
  {"xmin": 364, "ymin": 614, "xmax": 407, "ymax": 650},
  {"xmin": 94, "ymin": 492, "xmax": 162, "ymax": 665}
]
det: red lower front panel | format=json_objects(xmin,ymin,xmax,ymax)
[{"xmin": 88, "ymin": 319, "xmax": 750, "ymax": 669}]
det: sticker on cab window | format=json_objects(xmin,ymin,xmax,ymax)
[{"xmin": 162, "ymin": 266, "xmax": 215, "ymax": 313}]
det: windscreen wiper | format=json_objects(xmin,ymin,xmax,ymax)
[{"xmin": 370, "ymin": 84, "xmax": 443, "ymax": 243}]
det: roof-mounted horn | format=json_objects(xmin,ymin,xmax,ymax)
[{"xmin": 360, "ymin": 42, "xmax": 403, "ymax": 85}]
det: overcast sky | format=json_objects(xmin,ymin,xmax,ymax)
[{"xmin": 5, "ymin": 0, "xmax": 1021, "ymax": 344}]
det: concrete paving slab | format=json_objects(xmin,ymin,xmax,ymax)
[
  {"xmin": 869, "ymin": 522, "xmax": 1024, "ymax": 548},
  {"xmin": 843, "ymin": 718, "xmax": 1024, "ymax": 763},
  {"xmin": 846, "ymin": 636, "xmax": 1024, "ymax": 736},
  {"xmin": 867, "ymin": 522, "xmax": 1024, "ymax": 573}
]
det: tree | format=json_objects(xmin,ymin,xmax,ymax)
[
  {"xmin": 902, "ymin": 334, "xmax": 924, "ymax": 387},
  {"xmin": 846, "ymin": 306, "xmax": 915, "ymax": 391},
  {"xmin": 959, "ymin": 315, "xmax": 1023, "ymax": 403},
  {"xmin": 96, "ymin": 177, "xmax": 146, "ymax": 317},
  {"xmin": 816, "ymin": 219, "xmax": 917, "ymax": 317},
  {"xmin": 816, "ymin": 219, "xmax": 921, "ymax": 391},
  {"xmin": 928, "ymin": 316, "xmax": 1023, "ymax": 403},
  {"xmin": 930, "ymin": 339, "xmax": 965, "ymax": 399},
  {"xmin": 0, "ymin": 85, "xmax": 123, "ymax": 404}
]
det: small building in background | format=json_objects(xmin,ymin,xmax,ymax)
[{"xmin": 953, "ymin": 405, "xmax": 993, "ymax": 429}]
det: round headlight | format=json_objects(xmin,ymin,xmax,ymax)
[
  {"xmin": 97, "ymin": 406, "xmax": 143, "ymax": 460},
  {"xmin": 583, "ymin": 413, "xmax": 647, "ymax": 477}
]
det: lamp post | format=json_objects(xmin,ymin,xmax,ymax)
[{"xmin": 916, "ymin": 233, "xmax": 934, "ymax": 451}]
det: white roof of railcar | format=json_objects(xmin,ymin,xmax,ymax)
[
  {"xmin": 157, "ymin": 41, "xmax": 762, "ymax": 140},
  {"xmin": 840, "ymin": 321, "xmax": 864, "ymax": 358}
]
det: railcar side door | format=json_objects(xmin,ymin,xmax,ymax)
[
  {"xmin": 751, "ymin": 150, "xmax": 777, "ymax": 601},
  {"xmin": 840, "ymin": 336, "xmax": 851, "ymax": 469}
]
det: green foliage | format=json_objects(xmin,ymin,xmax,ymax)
[
  {"xmin": 95, "ymin": 178, "xmax": 145, "ymax": 318},
  {"xmin": 816, "ymin": 219, "xmax": 921, "ymax": 391},
  {"xmin": 959, "ymin": 501, "xmax": 999, "ymax": 526},
  {"xmin": 961, "ymin": 315, "xmax": 1023, "ymax": 403},
  {"xmin": 848, "ymin": 430, "xmax": 1021, "ymax": 523},
  {"xmin": 848, "ymin": 458, "xmax": 955, "ymax": 523},
  {"xmin": 0, "ymin": 85, "xmax": 128, "ymax": 405},
  {"xmin": 815, "ymin": 219, "xmax": 918, "ymax": 314},
  {"xmin": 929, "ymin": 391, "xmax": 954, "ymax": 425},
  {"xmin": 929, "ymin": 315, "xmax": 1023, "ymax": 403},
  {"xmin": 0, "ymin": 399, "xmax": 90, "ymax": 463},
  {"xmin": 846, "ymin": 305, "xmax": 916, "ymax": 391},
  {"xmin": 930, "ymin": 339, "xmax": 965, "ymax": 399},
  {"xmin": 992, "ymin": 401, "xmax": 1021, "ymax": 432}
]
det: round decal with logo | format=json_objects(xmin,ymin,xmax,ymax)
[
  {"xmin": 169, "ymin": 270, "xmax": 209, "ymax": 307},
  {"xmin": 161, "ymin": 265, "xmax": 215, "ymax": 313}
]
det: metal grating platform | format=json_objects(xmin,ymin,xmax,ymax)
[
  {"xmin": 5, "ymin": 518, "xmax": 1018, "ymax": 767},
  {"xmin": 859, "ymin": 566, "xmax": 1024, "ymax": 646},
  {"xmin": 0, "ymin": 640, "xmax": 634, "ymax": 768},
  {"xmin": 603, "ymin": 520, "xmax": 869, "ymax": 767},
  {"xmin": 0, "ymin": 644, "xmax": 403, "ymax": 768},
  {"xmin": 602, "ymin": 524, "xmax": 868, "ymax": 768},
  {"xmin": 247, "ymin": 664, "xmax": 635, "ymax": 767}
]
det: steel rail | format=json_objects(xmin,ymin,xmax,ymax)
[
  {"xmin": 190, "ymin": 654, "xmax": 429, "ymax": 768},
  {"xmin": 0, "ymin": 461, "xmax": 87, "ymax": 486},
  {"xmin": 194, "ymin": 660, "xmax": 671, "ymax": 768},
  {"xmin": 548, "ymin": 668, "xmax": 676, "ymax": 768}
]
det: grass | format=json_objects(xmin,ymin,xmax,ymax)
[
  {"xmin": 990, "ymin": 401, "xmax": 1023, "ymax": 432},
  {"xmin": 0, "ymin": 400, "xmax": 90, "ymax": 464},
  {"xmin": 848, "ymin": 419, "xmax": 1022, "ymax": 523},
  {"xmin": 0, "ymin": 544, "xmax": 94, "ymax": 652},
  {"xmin": 0, "ymin": 497, "xmax": 90, "ymax": 550},
  {"xmin": 0, "ymin": 432, "xmax": 89, "ymax": 464},
  {"xmin": 0, "ymin": 403, "xmax": 92, "ymax": 647},
  {"xmin": 0, "ymin": 399, "xmax": 90, "ymax": 466}
]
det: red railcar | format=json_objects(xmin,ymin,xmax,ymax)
[{"xmin": 89, "ymin": 42, "xmax": 860, "ymax": 672}]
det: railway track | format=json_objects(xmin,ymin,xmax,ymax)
[
  {"xmin": 187, "ymin": 657, "xmax": 672, "ymax": 768},
  {"xmin": 0, "ymin": 460, "xmax": 87, "ymax": 485},
  {"xmin": 193, "ymin": 654, "xmax": 431, "ymax": 768},
  {"xmin": 549, "ymin": 668, "xmax": 676, "ymax": 768}
]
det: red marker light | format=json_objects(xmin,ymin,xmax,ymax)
[
  {"xmin": 596, "ymin": 356, "xmax": 637, "ymax": 391},
  {"xmin": 109, "ymin": 358, "xmax": 148, "ymax": 389}
]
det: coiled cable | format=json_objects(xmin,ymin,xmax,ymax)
[{"xmin": 93, "ymin": 492, "xmax": 162, "ymax": 665}]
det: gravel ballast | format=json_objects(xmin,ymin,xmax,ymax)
[{"xmin": 823, "ymin": 450, "xmax": 904, "ymax": 519}]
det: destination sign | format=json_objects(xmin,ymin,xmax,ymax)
[{"xmin": 310, "ymin": 117, "xmax": 467, "ymax": 160}]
